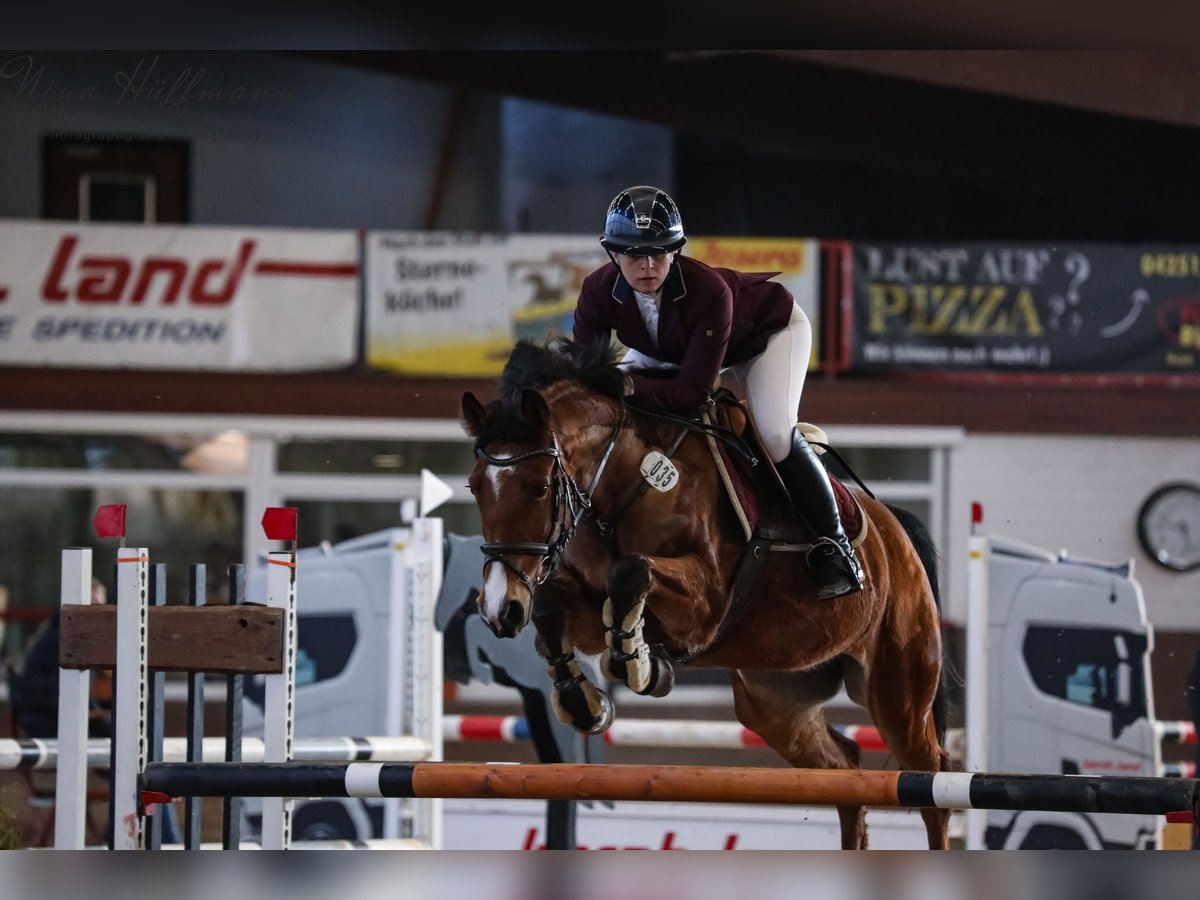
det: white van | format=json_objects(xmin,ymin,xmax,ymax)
[{"xmin": 972, "ymin": 535, "xmax": 1162, "ymax": 849}]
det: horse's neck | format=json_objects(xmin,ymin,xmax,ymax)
[{"xmin": 586, "ymin": 416, "xmax": 683, "ymax": 514}]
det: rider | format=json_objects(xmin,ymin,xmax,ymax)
[{"xmin": 572, "ymin": 185, "xmax": 863, "ymax": 600}]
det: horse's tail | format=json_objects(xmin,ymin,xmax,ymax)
[{"xmin": 885, "ymin": 503, "xmax": 952, "ymax": 746}]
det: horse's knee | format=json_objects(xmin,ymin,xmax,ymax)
[{"xmin": 608, "ymin": 554, "xmax": 651, "ymax": 601}]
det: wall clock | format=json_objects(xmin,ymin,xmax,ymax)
[{"xmin": 1136, "ymin": 482, "xmax": 1200, "ymax": 572}]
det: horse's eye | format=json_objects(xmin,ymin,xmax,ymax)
[{"xmin": 535, "ymin": 483, "xmax": 551, "ymax": 498}]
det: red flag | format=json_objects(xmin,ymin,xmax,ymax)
[
  {"xmin": 93, "ymin": 504, "xmax": 127, "ymax": 539},
  {"xmin": 261, "ymin": 507, "xmax": 298, "ymax": 541}
]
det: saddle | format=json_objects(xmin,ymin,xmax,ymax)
[{"xmin": 700, "ymin": 391, "xmax": 867, "ymax": 547}]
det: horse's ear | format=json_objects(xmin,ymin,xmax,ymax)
[
  {"xmin": 461, "ymin": 391, "xmax": 487, "ymax": 437},
  {"xmin": 519, "ymin": 388, "xmax": 550, "ymax": 432}
]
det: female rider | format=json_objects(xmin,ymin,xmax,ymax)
[{"xmin": 572, "ymin": 185, "xmax": 863, "ymax": 600}]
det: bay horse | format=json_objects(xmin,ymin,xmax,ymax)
[{"xmin": 460, "ymin": 337, "xmax": 951, "ymax": 850}]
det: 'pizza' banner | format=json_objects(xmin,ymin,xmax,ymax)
[
  {"xmin": 0, "ymin": 221, "xmax": 359, "ymax": 371},
  {"xmin": 366, "ymin": 232, "xmax": 820, "ymax": 377},
  {"xmin": 847, "ymin": 243, "xmax": 1200, "ymax": 377}
]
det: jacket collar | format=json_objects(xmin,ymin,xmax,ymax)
[{"xmin": 610, "ymin": 259, "xmax": 689, "ymax": 305}]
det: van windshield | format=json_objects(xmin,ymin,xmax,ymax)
[{"xmin": 1022, "ymin": 626, "xmax": 1149, "ymax": 739}]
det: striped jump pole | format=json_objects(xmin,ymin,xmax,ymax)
[
  {"xmin": 0, "ymin": 736, "xmax": 432, "ymax": 771},
  {"xmin": 23, "ymin": 731, "xmax": 1191, "ymax": 778},
  {"xmin": 1156, "ymin": 720, "xmax": 1198, "ymax": 746},
  {"xmin": 142, "ymin": 762, "xmax": 1200, "ymax": 823},
  {"xmin": 442, "ymin": 715, "xmax": 887, "ymax": 753}
]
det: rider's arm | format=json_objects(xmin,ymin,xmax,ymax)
[
  {"xmin": 626, "ymin": 285, "xmax": 731, "ymax": 411},
  {"xmin": 572, "ymin": 273, "xmax": 612, "ymax": 348}
]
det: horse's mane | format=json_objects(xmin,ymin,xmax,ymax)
[
  {"xmin": 471, "ymin": 337, "xmax": 625, "ymax": 451},
  {"xmin": 500, "ymin": 336, "xmax": 625, "ymax": 401}
]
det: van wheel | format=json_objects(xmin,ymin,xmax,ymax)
[{"xmin": 291, "ymin": 802, "xmax": 359, "ymax": 842}]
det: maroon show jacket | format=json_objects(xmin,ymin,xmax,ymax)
[{"xmin": 573, "ymin": 255, "xmax": 796, "ymax": 410}]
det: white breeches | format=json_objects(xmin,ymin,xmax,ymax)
[{"xmin": 728, "ymin": 303, "xmax": 811, "ymax": 462}]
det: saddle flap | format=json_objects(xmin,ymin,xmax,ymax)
[{"xmin": 702, "ymin": 396, "xmax": 866, "ymax": 546}]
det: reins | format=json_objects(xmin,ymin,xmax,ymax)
[{"xmin": 623, "ymin": 396, "xmax": 760, "ymax": 468}]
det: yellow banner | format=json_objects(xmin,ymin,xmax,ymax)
[{"xmin": 365, "ymin": 233, "xmax": 821, "ymax": 377}]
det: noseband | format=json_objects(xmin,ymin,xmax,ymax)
[{"xmin": 477, "ymin": 410, "xmax": 625, "ymax": 598}]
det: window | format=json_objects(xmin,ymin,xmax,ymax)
[
  {"xmin": 1022, "ymin": 625, "xmax": 1149, "ymax": 736},
  {"xmin": 42, "ymin": 137, "xmax": 189, "ymax": 223}
]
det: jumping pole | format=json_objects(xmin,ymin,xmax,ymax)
[{"xmin": 141, "ymin": 761, "xmax": 1200, "ymax": 823}]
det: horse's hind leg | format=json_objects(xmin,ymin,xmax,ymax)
[
  {"xmin": 866, "ymin": 607, "xmax": 952, "ymax": 849},
  {"xmin": 732, "ymin": 667, "xmax": 868, "ymax": 850}
]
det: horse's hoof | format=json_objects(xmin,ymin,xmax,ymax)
[
  {"xmin": 551, "ymin": 681, "xmax": 615, "ymax": 735},
  {"xmin": 643, "ymin": 654, "xmax": 675, "ymax": 698},
  {"xmin": 579, "ymin": 689, "xmax": 615, "ymax": 735}
]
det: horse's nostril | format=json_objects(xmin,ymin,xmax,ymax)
[{"xmin": 499, "ymin": 599, "xmax": 525, "ymax": 631}]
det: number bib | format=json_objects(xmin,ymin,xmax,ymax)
[{"xmin": 639, "ymin": 451, "xmax": 680, "ymax": 492}]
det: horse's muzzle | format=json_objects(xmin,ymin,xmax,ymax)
[{"xmin": 486, "ymin": 598, "xmax": 530, "ymax": 638}]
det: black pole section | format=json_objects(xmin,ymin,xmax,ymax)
[
  {"xmin": 892, "ymin": 770, "xmax": 1199, "ymax": 816},
  {"xmin": 144, "ymin": 564, "xmax": 167, "ymax": 850},
  {"xmin": 184, "ymin": 563, "xmax": 206, "ymax": 850},
  {"xmin": 221, "ymin": 564, "xmax": 245, "ymax": 850},
  {"xmin": 967, "ymin": 772, "xmax": 1200, "ymax": 816},
  {"xmin": 146, "ymin": 762, "xmax": 384, "ymax": 799}
]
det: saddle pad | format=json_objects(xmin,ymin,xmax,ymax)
[{"xmin": 703, "ymin": 402, "xmax": 867, "ymax": 547}]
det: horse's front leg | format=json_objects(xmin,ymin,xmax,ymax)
[
  {"xmin": 602, "ymin": 553, "xmax": 717, "ymax": 698},
  {"xmin": 531, "ymin": 579, "xmax": 614, "ymax": 735}
]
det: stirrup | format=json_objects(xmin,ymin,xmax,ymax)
[
  {"xmin": 805, "ymin": 537, "xmax": 864, "ymax": 598},
  {"xmin": 804, "ymin": 536, "xmax": 852, "ymax": 566}
]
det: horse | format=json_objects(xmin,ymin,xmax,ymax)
[{"xmin": 460, "ymin": 337, "xmax": 952, "ymax": 850}]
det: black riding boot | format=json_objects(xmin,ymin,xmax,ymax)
[{"xmin": 774, "ymin": 429, "xmax": 865, "ymax": 600}]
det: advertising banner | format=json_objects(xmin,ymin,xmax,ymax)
[
  {"xmin": 848, "ymin": 243, "xmax": 1200, "ymax": 378},
  {"xmin": 366, "ymin": 232, "xmax": 820, "ymax": 377},
  {"xmin": 0, "ymin": 221, "xmax": 360, "ymax": 371},
  {"xmin": 365, "ymin": 232, "xmax": 605, "ymax": 377}
]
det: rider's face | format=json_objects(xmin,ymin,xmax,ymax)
[{"xmin": 614, "ymin": 251, "xmax": 673, "ymax": 295}]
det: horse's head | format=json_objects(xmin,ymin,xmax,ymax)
[
  {"xmin": 460, "ymin": 338, "xmax": 625, "ymax": 638},
  {"xmin": 462, "ymin": 387, "xmax": 562, "ymax": 637}
]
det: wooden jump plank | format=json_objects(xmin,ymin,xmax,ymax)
[{"xmin": 59, "ymin": 605, "xmax": 285, "ymax": 674}]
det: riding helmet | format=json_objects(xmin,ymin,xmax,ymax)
[{"xmin": 599, "ymin": 185, "xmax": 687, "ymax": 256}]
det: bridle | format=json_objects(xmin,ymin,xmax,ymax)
[{"xmin": 477, "ymin": 408, "xmax": 625, "ymax": 598}]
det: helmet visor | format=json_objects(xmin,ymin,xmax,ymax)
[{"xmin": 600, "ymin": 236, "xmax": 685, "ymax": 256}]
